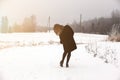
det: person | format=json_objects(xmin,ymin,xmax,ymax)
[{"xmin": 53, "ymin": 24, "xmax": 77, "ymax": 67}]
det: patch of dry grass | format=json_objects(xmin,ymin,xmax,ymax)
[{"xmin": 108, "ymin": 24, "xmax": 120, "ymax": 42}]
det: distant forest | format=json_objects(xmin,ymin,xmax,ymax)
[
  {"xmin": 0, "ymin": 15, "xmax": 51, "ymax": 33},
  {"xmin": 70, "ymin": 9, "xmax": 120, "ymax": 34},
  {"xmin": 0, "ymin": 10, "xmax": 120, "ymax": 34}
]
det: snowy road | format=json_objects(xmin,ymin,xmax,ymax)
[{"xmin": 0, "ymin": 45, "xmax": 119, "ymax": 80}]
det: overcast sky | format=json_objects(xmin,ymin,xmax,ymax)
[{"xmin": 0, "ymin": 0, "xmax": 120, "ymax": 26}]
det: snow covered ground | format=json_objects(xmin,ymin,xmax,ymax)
[{"xmin": 0, "ymin": 32, "xmax": 120, "ymax": 80}]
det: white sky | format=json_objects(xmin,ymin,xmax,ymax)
[{"xmin": 0, "ymin": 0, "xmax": 120, "ymax": 26}]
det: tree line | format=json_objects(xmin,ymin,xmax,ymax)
[
  {"xmin": 0, "ymin": 15, "xmax": 50, "ymax": 33},
  {"xmin": 70, "ymin": 9, "xmax": 120, "ymax": 34}
]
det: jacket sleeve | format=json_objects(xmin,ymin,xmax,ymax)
[
  {"xmin": 59, "ymin": 36, "xmax": 63, "ymax": 44},
  {"xmin": 60, "ymin": 40, "xmax": 62, "ymax": 44}
]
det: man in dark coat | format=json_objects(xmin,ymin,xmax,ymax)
[{"xmin": 53, "ymin": 24, "xmax": 77, "ymax": 67}]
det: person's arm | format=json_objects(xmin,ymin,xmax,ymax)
[
  {"xmin": 60, "ymin": 40, "xmax": 62, "ymax": 44},
  {"xmin": 59, "ymin": 36, "xmax": 63, "ymax": 44}
]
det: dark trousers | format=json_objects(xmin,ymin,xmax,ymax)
[{"xmin": 60, "ymin": 51, "xmax": 71, "ymax": 66}]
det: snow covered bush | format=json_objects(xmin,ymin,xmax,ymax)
[
  {"xmin": 108, "ymin": 24, "xmax": 120, "ymax": 42},
  {"xmin": 85, "ymin": 42, "xmax": 120, "ymax": 67}
]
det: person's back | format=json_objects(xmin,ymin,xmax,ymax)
[{"xmin": 60, "ymin": 25, "xmax": 76, "ymax": 52}]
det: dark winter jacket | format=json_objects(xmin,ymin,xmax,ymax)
[{"xmin": 59, "ymin": 25, "xmax": 77, "ymax": 52}]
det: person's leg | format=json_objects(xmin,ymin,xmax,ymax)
[
  {"xmin": 60, "ymin": 51, "xmax": 67, "ymax": 67},
  {"xmin": 66, "ymin": 52, "xmax": 71, "ymax": 67}
]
